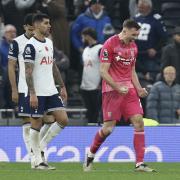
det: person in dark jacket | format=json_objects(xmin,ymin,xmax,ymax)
[
  {"xmin": 146, "ymin": 66, "xmax": 180, "ymax": 124},
  {"xmin": 161, "ymin": 26, "xmax": 180, "ymax": 84},
  {"xmin": 71, "ymin": 0, "xmax": 111, "ymax": 53}
]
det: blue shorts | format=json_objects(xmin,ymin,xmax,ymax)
[
  {"xmin": 31, "ymin": 94, "xmax": 65, "ymax": 117},
  {"xmin": 18, "ymin": 93, "xmax": 65, "ymax": 118},
  {"xmin": 18, "ymin": 93, "xmax": 31, "ymax": 117}
]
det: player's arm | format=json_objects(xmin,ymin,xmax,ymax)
[
  {"xmin": 131, "ymin": 65, "xmax": 148, "ymax": 98},
  {"xmin": 100, "ymin": 63, "xmax": 128, "ymax": 95},
  {"xmin": 23, "ymin": 44, "xmax": 38, "ymax": 108},
  {"xmin": 8, "ymin": 40, "xmax": 18, "ymax": 103},
  {"xmin": 52, "ymin": 62, "xmax": 67, "ymax": 102}
]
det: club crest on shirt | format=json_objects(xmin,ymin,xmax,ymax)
[
  {"xmin": 102, "ymin": 49, "xmax": 109, "ymax": 60},
  {"xmin": 9, "ymin": 43, "xmax": 13, "ymax": 54},
  {"xmin": 25, "ymin": 47, "xmax": 31, "ymax": 54}
]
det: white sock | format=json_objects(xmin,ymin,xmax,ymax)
[
  {"xmin": 39, "ymin": 123, "xmax": 51, "ymax": 141},
  {"xmin": 40, "ymin": 122, "xmax": 64, "ymax": 151},
  {"xmin": 22, "ymin": 123, "xmax": 31, "ymax": 157},
  {"xmin": 30, "ymin": 128, "xmax": 43, "ymax": 165}
]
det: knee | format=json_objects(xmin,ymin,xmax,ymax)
[
  {"xmin": 131, "ymin": 115, "xmax": 144, "ymax": 131},
  {"xmin": 102, "ymin": 126, "xmax": 114, "ymax": 136},
  {"xmin": 57, "ymin": 117, "xmax": 68, "ymax": 127}
]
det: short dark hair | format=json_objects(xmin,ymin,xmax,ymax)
[
  {"xmin": 32, "ymin": 13, "xmax": 49, "ymax": 24},
  {"xmin": 24, "ymin": 13, "xmax": 34, "ymax": 26},
  {"xmin": 123, "ymin": 19, "xmax": 141, "ymax": 30},
  {"xmin": 81, "ymin": 27, "xmax": 97, "ymax": 40}
]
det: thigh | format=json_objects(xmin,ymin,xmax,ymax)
[
  {"xmin": 122, "ymin": 88, "xmax": 143, "ymax": 120},
  {"xmin": 102, "ymin": 91, "xmax": 124, "ymax": 122}
]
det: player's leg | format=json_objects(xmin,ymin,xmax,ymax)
[
  {"xmin": 40, "ymin": 115, "xmax": 55, "ymax": 141},
  {"xmin": 130, "ymin": 115, "xmax": 156, "ymax": 172},
  {"xmin": 83, "ymin": 91, "xmax": 121, "ymax": 171},
  {"xmin": 83, "ymin": 120, "xmax": 116, "ymax": 171},
  {"xmin": 18, "ymin": 93, "xmax": 33, "ymax": 165},
  {"xmin": 40, "ymin": 110, "xmax": 68, "ymax": 152},
  {"xmin": 40, "ymin": 94, "xmax": 68, "ymax": 152},
  {"xmin": 125, "ymin": 89, "xmax": 156, "ymax": 172}
]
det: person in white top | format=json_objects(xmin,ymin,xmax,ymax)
[
  {"xmin": 80, "ymin": 27, "xmax": 102, "ymax": 123},
  {"xmin": 8, "ymin": 13, "xmax": 34, "ymax": 165},
  {"xmin": 23, "ymin": 13, "xmax": 68, "ymax": 170}
]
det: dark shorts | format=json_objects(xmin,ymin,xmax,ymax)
[
  {"xmin": 18, "ymin": 93, "xmax": 31, "ymax": 117},
  {"xmin": 18, "ymin": 93, "xmax": 64, "ymax": 118}
]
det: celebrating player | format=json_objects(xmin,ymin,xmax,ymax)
[{"xmin": 83, "ymin": 19, "xmax": 156, "ymax": 172}]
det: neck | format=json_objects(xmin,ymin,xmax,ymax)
[
  {"xmin": 34, "ymin": 31, "xmax": 45, "ymax": 41},
  {"xmin": 118, "ymin": 33, "xmax": 130, "ymax": 44},
  {"xmin": 24, "ymin": 32, "xmax": 31, "ymax": 39},
  {"xmin": 166, "ymin": 81, "xmax": 173, "ymax": 86},
  {"xmin": 89, "ymin": 39, "xmax": 97, "ymax": 46}
]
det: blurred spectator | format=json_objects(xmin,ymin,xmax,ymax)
[
  {"xmin": 146, "ymin": 66, "xmax": 180, "ymax": 124},
  {"xmin": 103, "ymin": 23, "xmax": 115, "ymax": 41},
  {"xmin": 134, "ymin": 0, "xmax": 167, "ymax": 83},
  {"xmin": 0, "ymin": 16, "xmax": 5, "ymax": 43},
  {"xmin": 71, "ymin": 0, "xmax": 111, "ymax": 78},
  {"xmin": 103, "ymin": 0, "xmax": 129, "ymax": 30},
  {"xmin": 54, "ymin": 47, "xmax": 70, "ymax": 83},
  {"xmin": 80, "ymin": 27, "xmax": 102, "ymax": 123},
  {"xmin": 161, "ymin": 26, "xmax": 180, "ymax": 84},
  {"xmin": 42, "ymin": 0, "xmax": 70, "ymax": 57},
  {"xmin": 0, "ymin": 24, "xmax": 16, "ymax": 108},
  {"xmin": 71, "ymin": 0, "xmax": 111, "ymax": 53}
]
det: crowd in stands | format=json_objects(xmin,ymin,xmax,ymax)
[{"xmin": 0, "ymin": 0, "xmax": 180, "ymax": 124}]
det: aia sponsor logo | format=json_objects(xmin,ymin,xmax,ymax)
[{"xmin": 40, "ymin": 56, "xmax": 53, "ymax": 65}]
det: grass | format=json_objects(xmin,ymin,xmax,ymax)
[{"xmin": 0, "ymin": 162, "xmax": 180, "ymax": 180}]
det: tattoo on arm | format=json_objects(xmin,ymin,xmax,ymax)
[
  {"xmin": 53, "ymin": 62, "xmax": 65, "ymax": 88},
  {"xmin": 25, "ymin": 62, "xmax": 36, "ymax": 95}
]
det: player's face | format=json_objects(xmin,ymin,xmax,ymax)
[
  {"xmin": 125, "ymin": 28, "xmax": 140, "ymax": 41},
  {"xmin": 90, "ymin": 3, "xmax": 103, "ymax": 14},
  {"xmin": 174, "ymin": 34, "xmax": 180, "ymax": 44},
  {"xmin": 37, "ymin": 18, "xmax": 51, "ymax": 36},
  {"xmin": 24, "ymin": 24, "xmax": 34, "ymax": 38}
]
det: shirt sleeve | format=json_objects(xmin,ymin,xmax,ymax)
[
  {"xmin": 100, "ymin": 40, "xmax": 113, "ymax": 63},
  {"xmin": 8, "ymin": 40, "xmax": 19, "ymax": 61},
  {"xmin": 23, "ymin": 44, "xmax": 36, "ymax": 63}
]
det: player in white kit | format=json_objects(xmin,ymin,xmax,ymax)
[
  {"xmin": 8, "ymin": 13, "xmax": 34, "ymax": 163},
  {"xmin": 23, "ymin": 13, "xmax": 68, "ymax": 170}
]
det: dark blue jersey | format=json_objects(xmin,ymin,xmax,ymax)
[{"xmin": 134, "ymin": 12, "xmax": 167, "ymax": 52}]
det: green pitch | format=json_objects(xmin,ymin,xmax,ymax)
[{"xmin": 0, "ymin": 162, "xmax": 180, "ymax": 180}]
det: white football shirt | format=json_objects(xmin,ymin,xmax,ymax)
[
  {"xmin": 8, "ymin": 34, "xmax": 30, "ymax": 93},
  {"xmin": 80, "ymin": 43, "xmax": 102, "ymax": 90},
  {"xmin": 23, "ymin": 37, "xmax": 58, "ymax": 96}
]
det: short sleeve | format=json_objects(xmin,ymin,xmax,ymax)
[
  {"xmin": 100, "ymin": 40, "xmax": 113, "ymax": 63},
  {"xmin": 23, "ymin": 44, "xmax": 36, "ymax": 63},
  {"xmin": 8, "ymin": 40, "xmax": 19, "ymax": 60}
]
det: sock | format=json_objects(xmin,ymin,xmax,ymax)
[
  {"xmin": 40, "ymin": 122, "xmax": 64, "ymax": 151},
  {"xmin": 30, "ymin": 128, "xmax": 42, "ymax": 165},
  {"xmin": 22, "ymin": 123, "xmax": 31, "ymax": 157},
  {"xmin": 134, "ymin": 130, "xmax": 145, "ymax": 164},
  {"xmin": 90, "ymin": 129, "xmax": 107, "ymax": 154},
  {"xmin": 39, "ymin": 123, "xmax": 52, "ymax": 141}
]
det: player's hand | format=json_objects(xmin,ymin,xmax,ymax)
[
  {"xmin": 30, "ymin": 94, "xmax": 38, "ymax": 109},
  {"xmin": 12, "ymin": 89, "xmax": 18, "ymax": 104},
  {"xmin": 118, "ymin": 86, "xmax": 129, "ymax": 95},
  {"xmin": 137, "ymin": 88, "xmax": 148, "ymax": 98},
  {"xmin": 60, "ymin": 86, "xmax": 68, "ymax": 102}
]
